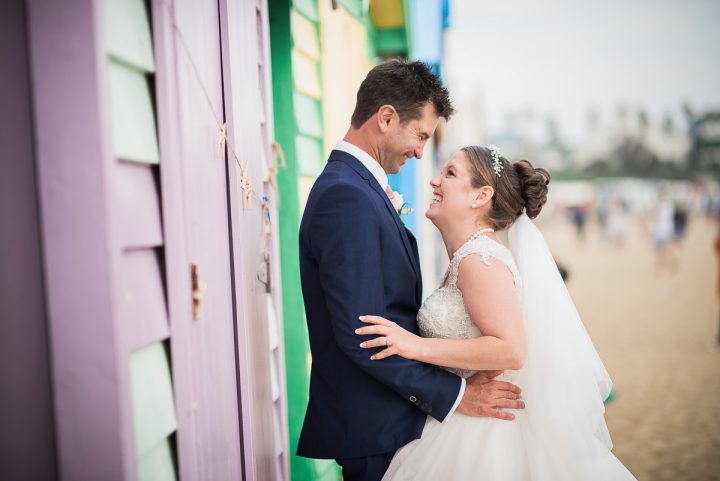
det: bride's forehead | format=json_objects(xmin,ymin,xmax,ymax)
[{"xmin": 441, "ymin": 154, "xmax": 467, "ymax": 171}]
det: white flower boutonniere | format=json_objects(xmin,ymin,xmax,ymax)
[{"xmin": 388, "ymin": 189, "xmax": 415, "ymax": 216}]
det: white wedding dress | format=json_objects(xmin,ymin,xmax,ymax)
[{"xmin": 382, "ymin": 215, "xmax": 636, "ymax": 481}]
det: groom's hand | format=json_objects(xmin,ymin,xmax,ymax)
[{"xmin": 457, "ymin": 370, "xmax": 524, "ymax": 421}]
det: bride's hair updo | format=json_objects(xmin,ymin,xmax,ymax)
[{"xmin": 462, "ymin": 145, "xmax": 551, "ymax": 230}]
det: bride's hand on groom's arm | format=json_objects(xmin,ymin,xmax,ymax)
[
  {"xmin": 355, "ymin": 315, "xmax": 424, "ymax": 361},
  {"xmin": 458, "ymin": 371, "xmax": 524, "ymax": 421}
]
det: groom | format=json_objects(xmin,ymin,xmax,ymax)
[{"xmin": 297, "ymin": 60, "xmax": 524, "ymax": 481}]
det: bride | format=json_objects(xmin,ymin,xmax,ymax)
[{"xmin": 356, "ymin": 145, "xmax": 636, "ymax": 480}]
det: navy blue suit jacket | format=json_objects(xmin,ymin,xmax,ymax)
[{"xmin": 297, "ymin": 150, "xmax": 462, "ymax": 459}]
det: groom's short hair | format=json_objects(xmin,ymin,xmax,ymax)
[{"xmin": 350, "ymin": 59, "xmax": 454, "ymax": 128}]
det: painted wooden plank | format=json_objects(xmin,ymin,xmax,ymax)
[
  {"xmin": 295, "ymin": 135, "xmax": 324, "ymax": 177},
  {"xmin": 293, "ymin": 0, "xmax": 318, "ymax": 22},
  {"xmin": 103, "ymin": 0, "xmax": 155, "ymax": 72},
  {"xmin": 270, "ymin": 352, "xmax": 280, "ymax": 401},
  {"xmin": 291, "ymin": 10, "xmax": 319, "ymax": 60},
  {"xmin": 107, "ymin": 62, "xmax": 158, "ymax": 163},
  {"xmin": 267, "ymin": 294, "xmax": 279, "ymax": 351},
  {"xmin": 26, "ymin": 0, "xmax": 128, "ymax": 478},
  {"xmin": 137, "ymin": 438, "xmax": 177, "ymax": 481},
  {"xmin": 292, "ymin": 51, "xmax": 321, "ymax": 99},
  {"xmin": 339, "ymin": 0, "xmax": 365, "ymax": 19},
  {"xmin": 129, "ymin": 342, "xmax": 177, "ymax": 459},
  {"xmin": 114, "ymin": 161, "xmax": 163, "ymax": 249},
  {"xmin": 107, "ymin": 60, "xmax": 160, "ymax": 164},
  {"xmin": 370, "ymin": 0, "xmax": 404, "ymax": 28},
  {"xmin": 273, "ymin": 406, "xmax": 284, "ymax": 456},
  {"xmin": 172, "ymin": 2, "xmax": 244, "ymax": 479},
  {"xmin": 294, "ymin": 92, "xmax": 323, "ymax": 139},
  {"xmin": 298, "ymin": 176, "xmax": 316, "ymax": 214},
  {"xmin": 118, "ymin": 249, "xmax": 169, "ymax": 351},
  {"xmin": 1, "ymin": 3, "xmax": 57, "ymax": 477},
  {"xmin": 150, "ymin": 0, "xmax": 200, "ymax": 477}
]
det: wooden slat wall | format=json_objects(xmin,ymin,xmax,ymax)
[
  {"xmin": 26, "ymin": 0, "xmax": 127, "ymax": 477},
  {"xmin": 218, "ymin": 0, "xmax": 290, "ymax": 478},
  {"xmin": 0, "ymin": 1, "xmax": 58, "ymax": 478},
  {"xmin": 292, "ymin": 3, "xmax": 325, "ymax": 209},
  {"xmin": 102, "ymin": 0, "xmax": 177, "ymax": 479},
  {"xmin": 170, "ymin": 0, "xmax": 244, "ymax": 479},
  {"xmin": 257, "ymin": 0, "xmax": 291, "ymax": 476}
]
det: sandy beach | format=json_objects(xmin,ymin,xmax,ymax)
[{"xmin": 541, "ymin": 214, "xmax": 720, "ymax": 481}]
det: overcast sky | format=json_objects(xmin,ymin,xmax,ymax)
[{"xmin": 444, "ymin": 0, "xmax": 720, "ymax": 144}]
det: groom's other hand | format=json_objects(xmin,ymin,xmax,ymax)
[{"xmin": 458, "ymin": 370, "xmax": 524, "ymax": 420}]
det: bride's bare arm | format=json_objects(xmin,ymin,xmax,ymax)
[{"xmin": 357, "ymin": 254, "xmax": 527, "ymax": 371}]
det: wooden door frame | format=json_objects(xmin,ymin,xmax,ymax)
[{"xmin": 26, "ymin": 0, "xmax": 131, "ymax": 479}]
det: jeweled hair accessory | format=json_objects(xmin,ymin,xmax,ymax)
[{"xmin": 489, "ymin": 145, "xmax": 503, "ymax": 176}]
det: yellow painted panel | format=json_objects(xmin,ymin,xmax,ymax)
[
  {"xmin": 369, "ymin": 0, "xmax": 404, "ymax": 28},
  {"xmin": 298, "ymin": 176, "xmax": 316, "ymax": 214},
  {"xmin": 319, "ymin": 2, "xmax": 373, "ymax": 153},
  {"xmin": 292, "ymin": 51, "xmax": 321, "ymax": 99},
  {"xmin": 291, "ymin": 10, "xmax": 320, "ymax": 60}
]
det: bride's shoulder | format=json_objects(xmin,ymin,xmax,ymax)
[
  {"xmin": 453, "ymin": 238, "xmax": 520, "ymax": 288},
  {"xmin": 455, "ymin": 248, "xmax": 514, "ymax": 284}
]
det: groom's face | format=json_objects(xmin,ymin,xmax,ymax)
[{"xmin": 379, "ymin": 102, "xmax": 439, "ymax": 174}]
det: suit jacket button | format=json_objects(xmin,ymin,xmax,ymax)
[{"xmin": 409, "ymin": 395, "xmax": 417, "ymax": 402}]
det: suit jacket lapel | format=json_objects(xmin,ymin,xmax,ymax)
[
  {"xmin": 330, "ymin": 151, "xmax": 421, "ymax": 283},
  {"xmin": 404, "ymin": 226, "xmax": 423, "ymax": 306}
]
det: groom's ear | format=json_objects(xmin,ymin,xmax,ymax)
[{"xmin": 377, "ymin": 105, "xmax": 397, "ymax": 132}]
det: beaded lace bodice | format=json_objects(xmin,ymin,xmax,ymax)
[{"xmin": 417, "ymin": 235, "xmax": 522, "ymax": 379}]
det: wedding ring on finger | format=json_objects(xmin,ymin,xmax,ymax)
[{"xmin": 385, "ymin": 336, "xmax": 392, "ymax": 347}]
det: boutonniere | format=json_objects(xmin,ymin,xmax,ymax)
[{"xmin": 387, "ymin": 189, "xmax": 415, "ymax": 216}]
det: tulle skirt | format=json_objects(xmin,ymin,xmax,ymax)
[{"xmin": 382, "ymin": 410, "xmax": 636, "ymax": 481}]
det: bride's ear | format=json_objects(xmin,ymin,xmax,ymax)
[{"xmin": 473, "ymin": 186, "xmax": 494, "ymax": 207}]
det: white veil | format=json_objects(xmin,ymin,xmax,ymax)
[{"xmin": 508, "ymin": 213, "xmax": 630, "ymax": 480}]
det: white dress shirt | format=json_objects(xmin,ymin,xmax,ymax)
[{"xmin": 333, "ymin": 139, "xmax": 467, "ymax": 419}]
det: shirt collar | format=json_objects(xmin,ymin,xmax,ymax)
[{"xmin": 334, "ymin": 140, "xmax": 388, "ymax": 191}]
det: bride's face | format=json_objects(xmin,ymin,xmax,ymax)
[{"xmin": 426, "ymin": 151, "xmax": 479, "ymax": 225}]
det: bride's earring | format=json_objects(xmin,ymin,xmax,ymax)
[{"xmin": 471, "ymin": 202, "xmax": 477, "ymax": 209}]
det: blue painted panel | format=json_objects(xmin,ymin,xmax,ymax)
[{"xmin": 411, "ymin": 0, "xmax": 442, "ymax": 63}]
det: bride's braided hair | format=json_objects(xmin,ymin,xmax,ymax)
[{"xmin": 462, "ymin": 146, "xmax": 551, "ymax": 230}]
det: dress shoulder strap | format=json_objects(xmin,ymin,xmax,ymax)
[{"xmin": 446, "ymin": 236, "xmax": 521, "ymax": 288}]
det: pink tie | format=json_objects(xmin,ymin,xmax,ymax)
[{"xmin": 384, "ymin": 185, "xmax": 395, "ymax": 201}]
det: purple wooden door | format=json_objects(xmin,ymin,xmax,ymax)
[{"xmin": 168, "ymin": 1, "xmax": 244, "ymax": 479}]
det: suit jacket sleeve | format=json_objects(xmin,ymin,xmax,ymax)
[{"xmin": 306, "ymin": 182, "xmax": 462, "ymax": 421}]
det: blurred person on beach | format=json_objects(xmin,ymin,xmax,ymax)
[
  {"xmin": 605, "ymin": 198, "xmax": 630, "ymax": 248},
  {"xmin": 672, "ymin": 201, "xmax": 689, "ymax": 244},
  {"xmin": 652, "ymin": 194, "xmax": 678, "ymax": 273},
  {"xmin": 569, "ymin": 204, "xmax": 589, "ymax": 242},
  {"xmin": 715, "ymin": 224, "xmax": 720, "ymax": 346}
]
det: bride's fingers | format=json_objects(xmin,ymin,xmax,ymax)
[
  {"xmin": 370, "ymin": 348, "xmax": 395, "ymax": 361},
  {"xmin": 355, "ymin": 325, "xmax": 388, "ymax": 336},
  {"xmin": 359, "ymin": 337, "xmax": 389, "ymax": 349},
  {"xmin": 359, "ymin": 315, "xmax": 392, "ymax": 326}
]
